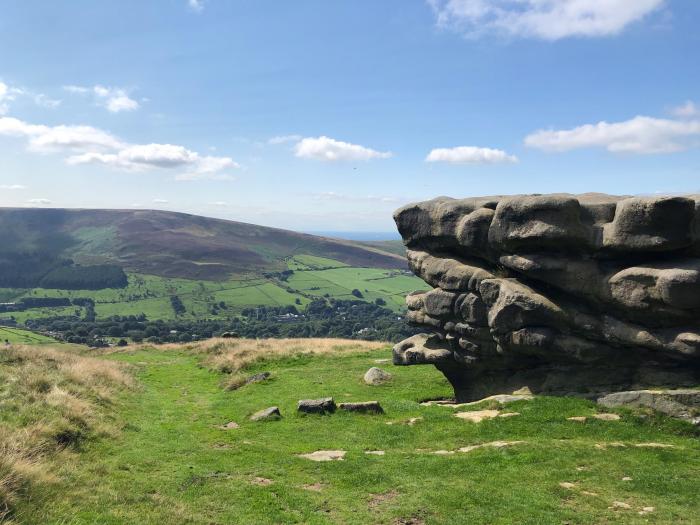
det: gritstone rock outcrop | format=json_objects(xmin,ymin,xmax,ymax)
[{"xmin": 392, "ymin": 194, "xmax": 700, "ymax": 401}]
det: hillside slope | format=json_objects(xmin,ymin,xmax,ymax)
[
  {"xmin": 0, "ymin": 208, "xmax": 406, "ymax": 282},
  {"xmin": 8, "ymin": 339, "xmax": 700, "ymax": 524}
]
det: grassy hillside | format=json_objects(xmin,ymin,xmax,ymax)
[
  {"xmin": 0, "ymin": 208, "xmax": 406, "ymax": 282},
  {"xmin": 0, "ymin": 327, "xmax": 56, "ymax": 345},
  {"xmin": 7, "ymin": 339, "xmax": 699, "ymax": 524},
  {"xmin": 0, "ymin": 344, "xmax": 133, "ymax": 523}
]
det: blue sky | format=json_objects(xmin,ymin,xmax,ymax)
[{"xmin": 0, "ymin": 0, "xmax": 699, "ymax": 231}]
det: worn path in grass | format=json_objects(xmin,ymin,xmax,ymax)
[{"xmin": 18, "ymin": 346, "xmax": 700, "ymax": 524}]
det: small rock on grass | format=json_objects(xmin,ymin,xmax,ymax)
[
  {"xmin": 592, "ymin": 413, "xmax": 620, "ymax": 421},
  {"xmin": 610, "ymin": 501, "xmax": 632, "ymax": 510},
  {"xmin": 454, "ymin": 409, "xmax": 500, "ymax": 423},
  {"xmin": 364, "ymin": 367, "xmax": 392, "ymax": 385},
  {"xmin": 219, "ymin": 421, "xmax": 240, "ymax": 430},
  {"xmin": 250, "ymin": 406, "xmax": 281, "ymax": 421},
  {"xmin": 338, "ymin": 401, "xmax": 384, "ymax": 414},
  {"xmin": 458, "ymin": 441, "xmax": 525, "ymax": 453},
  {"xmin": 251, "ymin": 477, "xmax": 273, "ymax": 486},
  {"xmin": 365, "ymin": 450, "xmax": 385, "ymax": 456},
  {"xmin": 297, "ymin": 397, "xmax": 336, "ymax": 414},
  {"xmin": 568, "ymin": 416, "xmax": 587, "ymax": 422},
  {"xmin": 298, "ymin": 450, "xmax": 346, "ymax": 462}
]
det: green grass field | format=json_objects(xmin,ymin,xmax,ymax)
[
  {"xmin": 0, "ymin": 326, "xmax": 56, "ymax": 344},
  {"xmin": 12, "ymin": 342, "xmax": 699, "ymax": 524},
  {"xmin": 0, "ymin": 259, "xmax": 425, "ymax": 323}
]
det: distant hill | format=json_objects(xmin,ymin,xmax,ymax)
[{"xmin": 0, "ymin": 208, "xmax": 406, "ymax": 285}]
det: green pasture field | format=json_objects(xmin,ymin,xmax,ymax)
[
  {"xmin": 15, "ymin": 343, "xmax": 700, "ymax": 524},
  {"xmin": 0, "ymin": 260, "xmax": 425, "ymax": 322}
]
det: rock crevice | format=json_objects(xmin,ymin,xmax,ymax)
[{"xmin": 393, "ymin": 194, "xmax": 700, "ymax": 401}]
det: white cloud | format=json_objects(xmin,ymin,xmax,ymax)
[
  {"xmin": 153, "ymin": 199, "xmax": 169, "ymax": 204},
  {"xmin": 0, "ymin": 116, "xmax": 238, "ymax": 179},
  {"xmin": 294, "ymin": 136, "xmax": 392, "ymax": 162},
  {"xmin": 0, "ymin": 116, "xmax": 124, "ymax": 153},
  {"xmin": 268, "ymin": 134, "xmax": 302, "ymax": 145},
  {"xmin": 63, "ymin": 85, "xmax": 90, "ymax": 94},
  {"xmin": 211, "ymin": 201, "xmax": 228, "ymax": 207},
  {"xmin": 0, "ymin": 184, "xmax": 27, "ymax": 190},
  {"xmin": 428, "ymin": 0, "xmax": 665, "ymax": 40},
  {"xmin": 94, "ymin": 85, "xmax": 139, "ymax": 113},
  {"xmin": 525, "ymin": 115, "xmax": 700, "ymax": 154},
  {"xmin": 64, "ymin": 84, "xmax": 140, "ymax": 113},
  {"xmin": 188, "ymin": 0, "xmax": 204, "ymax": 12},
  {"xmin": 33, "ymin": 93, "xmax": 61, "ymax": 108},
  {"xmin": 671, "ymin": 101, "xmax": 700, "ymax": 119},
  {"xmin": 0, "ymin": 81, "xmax": 23, "ymax": 115},
  {"xmin": 67, "ymin": 144, "xmax": 239, "ymax": 178},
  {"xmin": 426, "ymin": 145, "xmax": 518, "ymax": 164},
  {"xmin": 27, "ymin": 198, "xmax": 51, "ymax": 205},
  {"xmin": 0, "ymin": 81, "xmax": 60, "ymax": 113}
]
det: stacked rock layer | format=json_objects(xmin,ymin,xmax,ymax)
[{"xmin": 392, "ymin": 194, "xmax": 700, "ymax": 401}]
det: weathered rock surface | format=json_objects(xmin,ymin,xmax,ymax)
[
  {"xmin": 338, "ymin": 401, "xmax": 384, "ymax": 414},
  {"xmin": 597, "ymin": 389, "xmax": 700, "ymax": 424},
  {"xmin": 393, "ymin": 194, "xmax": 700, "ymax": 402},
  {"xmin": 297, "ymin": 397, "xmax": 337, "ymax": 414},
  {"xmin": 363, "ymin": 367, "xmax": 392, "ymax": 385},
  {"xmin": 250, "ymin": 406, "xmax": 281, "ymax": 421}
]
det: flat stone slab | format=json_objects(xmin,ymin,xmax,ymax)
[
  {"xmin": 454, "ymin": 409, "xmax": 519, "ymax": 422},
  {"xmin": 592, "ymin": 413, "xmax": 620, "ymax": 421},
  {"xmin": 250, "ymin": 406, "xmax": 281, "ymax": 421},
  {"xmin": 298, "ymin": 450, "xmax": 346, "ymax": 462},
  {"xmin": 461, "ymin": 394, "xmax": 534, "ymax": 406},
  {"xmin": 597, "ymin": 389, "xmax": 700, "ymax": 424},
  {"xmin": 457, "ymin": 440, "xmax": 525, "ymax": 453},
  {"xmin": 421, "ymin": 394, "xmax": 532, "ymax": 408},
  {"xmin": 338, "ymin": 401, "xmax": 384, "ymax": 414},
  {"xmin": 365, "ymin": 450, "xmax": 385, "ymax": 456},
  {"xmin": 297, "ymin": 397, "xmax": 336, "ymax": 414}
]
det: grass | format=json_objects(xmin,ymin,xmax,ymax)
[
  {"xmin": 0, "ymin": 263, "xmax": 425, "ymax": 323},
  {"xmin": 0, "ymin": 344, "xmax": 133, "ymax": 522},
  {"xmin": 0, "ymin": 327, "xmax": 56, "ymax": 345},
  {"xmin": 7, "ymin": 339, "xmax": 699, "ymax": 524}
]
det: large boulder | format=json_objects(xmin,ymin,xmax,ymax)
[{"xmin": 393, "ymin": 194, "xmax": 700, "ymax": 404}]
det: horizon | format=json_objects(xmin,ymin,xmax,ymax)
[{"xmin": 1, "ymin": 1, "xmax": 699, "ymax": 231}]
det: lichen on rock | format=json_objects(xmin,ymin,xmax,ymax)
[{"xmin": 393, "ymin": 193, "xmax": 700, "ymax": 402}]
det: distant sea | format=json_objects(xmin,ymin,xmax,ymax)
[{"xmin": 306, "ymin": 231, "xmax": 401, "ymax": 241}]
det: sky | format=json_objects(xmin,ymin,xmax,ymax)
[{"xmin": 0, "ymin": 0, "xmax": 699, "ymax": 232}]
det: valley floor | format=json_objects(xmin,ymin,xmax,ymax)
[{"xmin": 9, "ymin": 341, "xmax": 700, "ymax": 524}]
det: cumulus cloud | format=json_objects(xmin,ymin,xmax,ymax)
[
  {"xmin": 0, "ymin": 184, "xmax": 27, "ymax": 190},
  {"xmin": 0, "ymin": 81, "xmax": 60, "ymax": 113},
  {"xmin": 671, "ymin": 101, "xmax": 700, "ymax": 119},
  {"xmin": 0, "ymin": 116, "xmax": 124, "ymax": 153},
  {"xmin": 294, "ymin": 136, "xmax": 392, "ymax": 162},
  {"xmin": 525, "ymin": 115, "xmax": 700, "ymax": 154},
  {"xmin": 268, "ymin": 134, "xmax": 302, "ymax": 145},
  {"xmin": 427, "ymin": 0, "xmax": 665, "ymax": 40},
  {"xmin": 27, "ymin": 198, "xmax": 51, "ymax": 205},
  {"xmin": 64, "ymin": 84, "xmax": 140, "ymax": 113},
  {"xmin": 0, "ymin": 116, "xmax": 238, "ymax": 179},
  {"xmin": 153, "ymin": 198, "xmax": 169, "ymax": 204},
  {"xmin": 426, "ymin": 145, "xmax": 518, "ymax": 164},
  {"xmin": 188, "ymin": 0, "xmax": 204, "ymax": 12}
]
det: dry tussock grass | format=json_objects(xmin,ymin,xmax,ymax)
[
  {"xmin": 153, "ymin": 337, "xmax": 388, "ymax": 375},
  {"xmin": 0, "ymin": 344, "xmax": 133, "ymax": 521}
]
